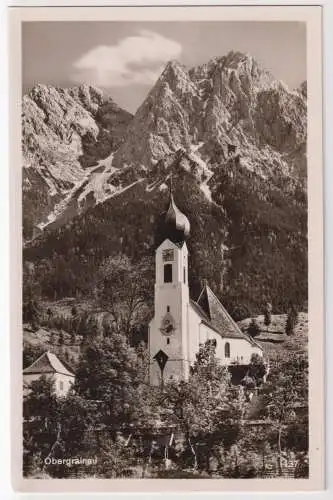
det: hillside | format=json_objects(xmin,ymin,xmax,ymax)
[{"xmin": 238, "ymin": 313, "xmax": 308, "ymax": 359}]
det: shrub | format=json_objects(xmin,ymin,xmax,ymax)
[
  {"xmin": 285, "ymin": 307, "xmax": 298, "ymax": 336},
  {"xmin": 264, "ymin": 302, "xmax": 272, "ymax": 329},
  {"xmin": 247, "ymin": 319, "xmax": 261, "ymax": 338}
]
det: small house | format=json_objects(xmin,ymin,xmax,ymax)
[{"xmin": 23, "ymin": 351, "xmax": 75, "ymax": 397}]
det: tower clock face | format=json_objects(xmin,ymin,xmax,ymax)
[
  {"xmin": 162, "ymin": 249, "xmax": 174, "ymax": 262},
  {"xmin": 160, "ymin": 312, "xmax": 176, "ymax": 336}
]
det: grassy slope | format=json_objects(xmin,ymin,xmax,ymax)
[
  {"xmin": 23, "ymin": 324, "xmax": 83, "ymax": 368},
  {"xmin": 238, "ymin": 312, "xmax": 308, "ymax": 360}
]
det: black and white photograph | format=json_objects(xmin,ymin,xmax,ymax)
[{"xmin": 9, "ymin": 4, "xmax": 324, "ymax": 492}]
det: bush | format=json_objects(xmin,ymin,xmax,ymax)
[
  {"xmin": 247, "ymin": 319, "xmax": 261, "ymax": 338},
  {"xmin": 222, "ymin": 450, "xmax": 260, "ymax": 478},
  {"xmin": 264, "ymin": 302, "xmax": 272, "ymax": 329},
  {"xmin": 285, "ymin": 307, "xmax": 298, "ymax": 336},
  {"xmin": 294, "ymin": 455, "xmax": 309, "ymax": 478}
]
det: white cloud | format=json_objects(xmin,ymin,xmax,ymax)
[{"xmin": 71, "ymin": 30, "xmax": 182, "ymax": 87}]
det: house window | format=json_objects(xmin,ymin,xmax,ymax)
[
  {"xmin": 164, "ymin": 263, "xmax": 173, "ymax": 283},
  {"xmin": 59, "ymin": 381, "xmax": 64, "ymax": 391},
  {"xmin": 167, "ymin": 306, "xmax": 170, "ymax": 312},
  {"xmin": 224, "ymin": 342, "xmax": 230, "ymax": 358},
  {"xmin": 167, "ymin": 338, "xmax": 170, "ymax": 345}
]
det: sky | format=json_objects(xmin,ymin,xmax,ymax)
[{"xmin": 22, "ymin": 21, "xmax": 306, "ymax": 113}]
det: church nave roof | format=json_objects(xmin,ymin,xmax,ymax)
[{"xmin": 193, "ymin": 283, "xmax": 262, "ymax": 348}]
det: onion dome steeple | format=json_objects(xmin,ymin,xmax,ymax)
[{"xmin": 162, "ymin": 177, "xmax": 190, "ymax": 244}]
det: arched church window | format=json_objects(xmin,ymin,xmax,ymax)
[
  {"xmin": 225, "ymin": 342, "xmax": 230, "ymax": 358},
  {"xmin": 164, "ymin": 264, "xmax": 173, "ymax": 283},
  {"xmin": 183, "ymin": 266, "xmax": 186, "ymax": 284}
]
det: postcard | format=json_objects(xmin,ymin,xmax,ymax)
[{"xmin": 9, "ymin": 4, "xmax": 324, "ymax": 493}]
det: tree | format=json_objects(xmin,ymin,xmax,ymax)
[
  {"xmin": 230, "ymin": 425, "xmax": 273, "ymax": 477},
  {"xmin": 247, "ymin": 318, "xmax": 261, "ymax": 338},
  {"xmin": 23, "ymin": 377, "xmax": 99, "ymax": 478},
  {"xmin": 23, "ymin": 261, "xmax": 42, "ymax": 330},
  {"xmin": 53, "ymin": 392, "xmax": 96, "ymax": 477},
  {"xmin": 158, "ymin": 341, "xmax": 246, "ymax": 473},
  {"xmin": 260, "ymin": 355, "xmax": 308, "ymax": 475},
  {"xmin": 285, "ymin": 305, "xmax": 298, "ymax": 336},
  {"xmin": 75, "ymin": 336, "xmax": 146, "ymax": 429},
  {"xmin": 94, "ymin": 255, "xmax": 153, "ymax": 341},
  {"xmin": 23, "ymin": 377, "xmax": 59, "ymax": 476},
  {"xmin": 264, "ymin": 302, "xmax": 272, "ymax": 332},
  {"xmin": 248, "ymin": 353, "xmax": 267, "ymax": 385},
  {"xmin": 23, "ymin": 297, "xmax": 41, "ymax": 330}
]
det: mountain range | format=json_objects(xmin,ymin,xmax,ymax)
[{"xmin": 23, "ymin": 51, "xmax": 307, "ymax": 316}]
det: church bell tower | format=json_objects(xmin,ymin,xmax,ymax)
[{"xmin": 148, "ymin": 186, "xmax": 191, "ymax": 385}]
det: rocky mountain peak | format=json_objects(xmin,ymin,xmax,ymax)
[
  {"xmin": 113, "ymin": 50, "xmax": 306, "ymax": 179},
  {"xmin": 67, "ymin": 84, "xmax": 106, "ymax": 114},
  {"xmin": 154, "ymin": 59, "xmax": 200, "ymax": 100},
  {"xmin": 161, "ymin": 59, "xmax": 188, "ymax": 77},
  {"xmin": 298, "ymin": 81, "xmax": 307, "ymax": 99}
]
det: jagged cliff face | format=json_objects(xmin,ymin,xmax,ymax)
[
  {"xmin": 112, "ymin": 52, "xmax": 306, "ymax": 183},
  {"xmin": 22, "ymin": 84, "xmax": 133, "ymax": 239}
]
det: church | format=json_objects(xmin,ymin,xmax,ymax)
[{"xmin": 148, "ymin": 190, "xmax": 263, "ymax": 386}]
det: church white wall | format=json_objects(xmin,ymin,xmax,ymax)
[
  {"xmin": 187, "ymin": 305, "xmax": 201, "ymax": 364},
  {"xmin": 196, "ymin": 321, "xmax": 263, "ymax": 366},
  {"xmin": 186, "ymin": 310, "xmax": 262, "ymax": 368}
]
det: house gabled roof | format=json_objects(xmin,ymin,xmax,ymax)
[
  {"xmin": 192, "ymin": 284, "xmax": 263, "ymax": 349},
  {"xmin": 23, "ymin": 351, "xmax": 75, "ymax": 377}
]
